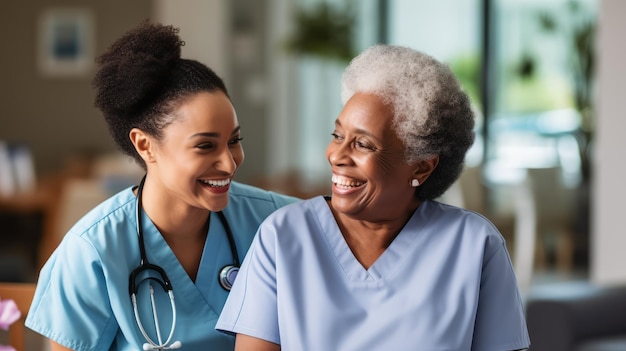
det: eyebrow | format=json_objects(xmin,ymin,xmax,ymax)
[
  {"xmin": 190, "ymin": 126, "xmax": 241, "ymax": 139},
  {"xmin": 334, "ymin": 119, "xmax": 380, "ymax": 140}
]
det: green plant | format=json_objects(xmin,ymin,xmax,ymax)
[
  {"xmin": 285, "ymin": 1, "xmax": 356, "ymax": 62},
  {"xmin": 537, "ymin": 0, "xmax": 596, "ymax": 132},
  {"xmin": 449, "ymin": 53, "xmax": 481, "ymax": 109},
  {"xmin": 537, "ymin": 0, "xmax": 596, "ymax": 181}
]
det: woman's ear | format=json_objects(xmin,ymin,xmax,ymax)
[
  {"xmin": 129, "ymin": 128, "xmax": 156, "ymax": 164},
  {"xmin": 412, "ymin": 156, "xmax": 439, "ymax": 186}
]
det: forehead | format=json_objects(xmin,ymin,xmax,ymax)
[
  {"xmin": 337, "ymin": 92, "xmax": 395, "ymax": 136},
  {"xmin": 171, "ymin": 91, "xmax": 238, "ymax": 130}
]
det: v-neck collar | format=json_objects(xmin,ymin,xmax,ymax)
[
  {"xmin": 140, "ymin": 209, "xmax": 223, "ymax": 317},
  {"xmin": 312, "ymin": 196, "xmax": 430, "ymax": 282}
]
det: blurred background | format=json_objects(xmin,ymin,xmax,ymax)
[{"xmin": 0, "ymin": 0, "xmax": 625, "ymax": 348}]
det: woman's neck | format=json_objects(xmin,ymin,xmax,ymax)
[
  {"xmin": 330, "ymin": 203, "xmax": 419, "ymax": 269},
  {"xmin": 136, "ymin": 180, "xmax": 211, "ymax": 281}
]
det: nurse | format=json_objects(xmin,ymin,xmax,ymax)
[
  {"xmin": 25, "ymin": 21, "xmax": 298, "ymax": 351},
  {"xmin": 216, "ymin": 45, "xmax": 531, "ymax": 350}
]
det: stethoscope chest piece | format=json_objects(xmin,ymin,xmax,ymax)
[
  {"xmin": 219, "ymin": 265, "xmax": 239, "ymax": 291},
  {"xmin": 215, "ymin": 211, "xmax": 240, "ymax": 291}
]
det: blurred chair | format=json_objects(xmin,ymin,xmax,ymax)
[
  {"xmin": 443, "ymin": 165, "xmax": 577, "ymax": 295},
  {"xmin": 440, "ymin": 166, "xmax": 535, "ymax": 295},
  {"xmin": 39, "ymin": 152, "xmax": 142, "ymax": 267},
  {"xmin": 440, "ymin": 165, "xmax": 486, "ymax": 214},
  {"xmin": 0, "ymin": 282, "xmax": 36, "ymax": 351},
  {"xmin": 510, "ymin": 174, "xmax": 536, "ymax": 296},
  {"xmin": 525, "ymin": 166, "xmax": 576, "ymax": 272},
  {"xmin": 455, "ymin": 165, "xmax": 487, "ymax": 215},
  {"xmin": 53, "ymin": 178, "xmax": 108, "ymax": 240},
  {"xmin": 440, "ymin": 165, "xmax": 516, "ymax": 244}
]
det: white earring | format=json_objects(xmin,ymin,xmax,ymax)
[{"xmin": 411, "ymin": 179, "xmax": 420, "ymax": 187}]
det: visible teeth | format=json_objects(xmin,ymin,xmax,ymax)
[
  {"xmin": 332, "ymin": 175, "xmax": 364, "ymax": 188},
  {"xmin": 200, "ymin": 178, "xmax": 230, "ymax": 187}
]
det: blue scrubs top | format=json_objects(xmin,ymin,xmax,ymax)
[
  {"xmin": 217, "ymin": 197, "xmax": 530, "ymax": 351},
  {"xmin": 26, "ymin": 181, "xmax": 298, "ymax": 351}
]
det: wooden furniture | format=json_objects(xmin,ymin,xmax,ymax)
[
  {"xmin": 0, "ymin": 175, "xmax": 63, "ymax": 277},
  {"xmin": 0, "ymin": 282, "xmax": 37, "ymax": 351}
]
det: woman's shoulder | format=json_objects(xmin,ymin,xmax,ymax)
[
  {"xmin": 66, "ymin": 186, "xmax": 136, "ymax": 238},
  {"xmin": 423, "ymin": 200, "xmax": 503, "ymax": 238},
  {"xmin": 229, "ymin": 181, "xmax": 301, "ymax": 207},
  {"xmin": 421, "ymin": 201, "xmax": 508, "ymax": 257},
  {"xmin": 427, "ymin": 200, "xmax": 495, "ymax": 223},
  {"xmin": 259, "ymin": 195, "xmax": 326, "ymax": 225},
  {"xmin": 45, "ymin": 187, "xmax": 137, "ymax": 270}
]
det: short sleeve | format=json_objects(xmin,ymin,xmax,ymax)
[
  {"xmin": 215, "ymin": 223, "xmax": 281, "ymax": 344},
  {"xmin": 26, "ymin": 234, "xmax": 118, "ymax": 351},
  {"xmin": 471, "ymin": 242, "xmax": 531, "ymax": 351}
]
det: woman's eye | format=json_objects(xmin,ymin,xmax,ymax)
[
  {"xmin": 356, "ymin": 141, "xmax": 376, "ymax": 151},
  {"xmin": 196, "ymin": 142, "xmax": 215, "ymax": 150},
  {"xmin": 331, "ymin": 132, "xmax": 343, "ymax": 140},
  {"xmin": 229, "ymin": 137, "xmax": 243, "ymax": 146}
]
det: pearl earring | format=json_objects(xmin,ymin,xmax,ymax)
[{"xmin": 411, "ymin": 179, "xmax": 420, "ymax": 187}]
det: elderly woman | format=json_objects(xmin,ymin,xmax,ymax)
[{"xmin": 216, "ymin": 45, "xmax": 530, "ymax": 351}]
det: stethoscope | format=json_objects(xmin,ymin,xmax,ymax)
[{"xmin": 128, "ymin": 175, "xmax": 240, "ymax": 350}]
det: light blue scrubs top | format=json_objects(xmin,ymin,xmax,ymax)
[
  {"xmin": 26, "ymin": 181, "xmax": 298, "ymax": 351},
  {"xmin": 216, "ymin": 196, "xmax": 530, "ymax": 351}
]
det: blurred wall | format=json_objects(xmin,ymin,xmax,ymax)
[
  {"xmin": 592, "ymin": 0, "xmax": 626, "ymax": 285},
  {"xmin": 0, "ymin": 0, "xmax": 270, "ymax": 185},
  {"xmin": 0, "ymin": 0, "xmax": 152, "ymax": 176},
  {"xmin": 153, "ymin": 0, "xmax": 229, "ymax": 84},
  {"xmin": 154, "ymin": 0, "xmax": 273, "ymax": 185}
]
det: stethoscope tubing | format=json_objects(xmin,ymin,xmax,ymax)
[
  {"xmin": 132, "ymin": 287, "xmax": 177, "ymax": 348},
  {"xmin": 129, "ymin": 174, "xmax": 240, "ymax": 349}
]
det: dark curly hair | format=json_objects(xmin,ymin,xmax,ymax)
[
  {"xmin": 341, "ymin": 45, "xmax": 475, "ymax": 200},
  {"xmin": 92, "ymin": 20, "xmax": 229, "ymax": 169}
]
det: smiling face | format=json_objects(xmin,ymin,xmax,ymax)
[
  {"xmin": 326, "ymin": 92, "xmax": 423, "ymax": 222},
  {"xmin": 136, "ymin": 91, "xmax": 244, "ymax": 213}
]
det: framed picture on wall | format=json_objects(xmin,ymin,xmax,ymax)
[{"xmin": 38, "ymin": 8, "xmax": 95, "ymax": 77}]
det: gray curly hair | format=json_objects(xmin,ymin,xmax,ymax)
[{"xmin": 341, "ymin": 44, "xmax": 475, "ymax": 200}]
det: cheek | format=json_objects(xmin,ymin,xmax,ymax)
[
  {"xmin": 158, "ymin": 144, "xmax": 187, "ymax": 166},
  {"xmin": 233, "ymin": 146, "xmax": 245, "ymax": 166},
  {"xmin": 375, "ymin": 153, "xmax": 398, "ymax": 176}
]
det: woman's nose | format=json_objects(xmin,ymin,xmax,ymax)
[
  {"xmin": 327, "ymin": 141, "xmax": 351, "ymax": 166},
  {"xmin": 216, "ymin": 149, "xmax": 237, "ymax": 173}
]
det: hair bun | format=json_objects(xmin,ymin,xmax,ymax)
[{"xmin": 93, "ymin": 21, "xmax": 184, "ymax": 117}]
